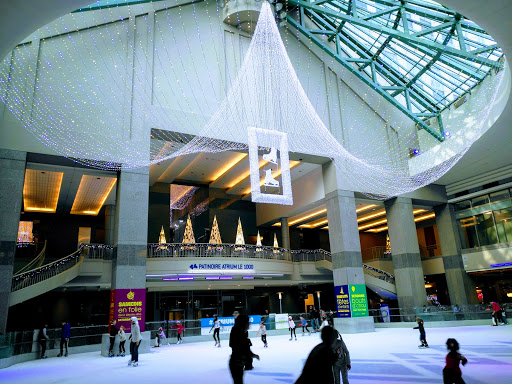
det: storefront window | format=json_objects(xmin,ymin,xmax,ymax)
[
  {"xmin": 471, "ymin": 195, "xmax": 490, "ymax": 208},
  {"xmin": 494, "ymin": 207, "xmax": 512, "ymax": 243},
  {"xmin": 489, "ymin": 189, "xmax": 511, "ymax": 203},
  {"xmin": 458, "ymin": 217, "xmax": 479, "ymax": 248},
  {"xmin": 474, "ymin": 211, "xmax": 499, "ymax": 246}
]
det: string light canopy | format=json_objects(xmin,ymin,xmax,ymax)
[{"xmin": 0, "ymin": 0, "xmax": 506, "ymax": 199}]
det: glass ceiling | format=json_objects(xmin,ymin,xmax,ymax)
[{"xmin": 287, "ymin": 0, "xmax": 503, "ymax": 139}]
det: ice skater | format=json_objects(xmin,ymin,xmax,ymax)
[
  {"xmin": 108, "ymin": 319, "xmax": 117, "ymax": 357},
  {"xmin": 229, "ymin": 314, "xmax": 259, "ymax": 384},
  {"xmin": 295, "ymin": 326, "xmax": 337, "ymax": 383},
  {"xmin": 176, "ymin": 321, "xmax": 185, "ymax": 344},
  {"xmin": 118, "ymin": 326, "xmax": 126, "ymax": 356},
  {"xmin": 256, "ymin": 321, "xmax": 268, "ymax": 347},
  {"xmin": 39, "ymin": 323, "xmax": 49, "ymax": 359},
  {"xmin": 300, "ymin": 316, "xmax": 311, "ymax": 336},
  {"xmin": 319, "ymin": 316, "xmax": 330, "ymax": 331},
  {"xmin": 57, "ymin": 321, "xmax": 70, "ymax": 357},
  {"xmin": 128, "ymin": 317, "xmax": 142, "ymax": 367},
  {"xmin": 333, "ymin": 330, "xmax": 351, "ymax": 384},
  {"xmin": 443, "ymin": 338, "xmax": 468, "ymax": 384},
  {"xmin": 156, "ymin": 327, "xmax": 169, "ymax": 346},
  {"xmin": 414, "ymin": 317, "xmax": 429, "ymax": 348},
  {"xmin": 288, "ymin": 316, "xmax": 297, "ymax": 341},
  {"xmin": 209, "ymin": 316, "xmax": 223, "ymax": 347}
]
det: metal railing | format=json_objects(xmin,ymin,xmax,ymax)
[
  {"xmin": 11, "ymin": 245, "xmax": 85, "ymax": 292},
  {"xmin": 362, "ymin": 264, "xmax": 395, "ymax": 285},
  {"xmin": 419, "ymin": 244, "xmax": 442, "ymax": 258},
  {"xmin": 83, "ymin": 243, "xmax": 114, "ymax": 260},
  {"xmin": 15, "ymin": 241, "xmax": 47, "ymax": 274},
  {"xmin": 148, "ymin": 243, "xmax": 293, "ymax": 261},
  {"xmin": 361, "ymin": 246, "xmax": 389, "ymax": 261}
]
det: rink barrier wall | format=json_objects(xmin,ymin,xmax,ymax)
[{"xmin": 374, "ymin": 319, "xmax": 493, "ymax": 328}]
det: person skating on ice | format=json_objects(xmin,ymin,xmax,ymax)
[
  {"xmin": 176, "ymin": 321, "xmax": 185, "ymax": 344},
  {"xmin": 229, "ymin": 314, "xmax": 259, "ymax": 384},
  {"xmin": 332, "ymin": 330, "xmax": 351, "ymax": 384},
  {"xmin": 414, "ymin": 317, "xmax": 429, "ymax": 348},
  {"xmin": 295, "ymin": 325, "xmax": 337, "ymax": 384},
  {"xmin": 108, "ymin": 319, "xmax": 117, "ymax": 357},
  {"xmin": 300, "ymin": 316, "xmax": 311, "ymax": 336},
  {"xmin": 118, "ymin": 326, "xmax": 126, "ymax": 356},
  {"xmin": 443, "ymin": 338, "xmax": 468, "ymax": 384},
  {"xmin": 128, "ymin": 317, "xmax": 142, "ymax": 367},
  {"xmin": 319, "ymin": 316, "xmax": 330, "ymax": 331},
  {"xmin": 288, "ymin": 316, "xmax": 297, "ymax": 341},
  {"xmin": 39, "ymin": 323, "xmax": 49, "ymax": 359},
  {"xmin": 209, "ymin": 316, "xmax": 223, "ymax": 347},
  {"xmin": 156, "ymin": 327, "xmax": 169, "ymax": 346},
  {"xmin": 256, "ymin": 321, "xmax": 268, "ymax": 348},
  {"xmin": 57, "ymin": 321, "xmax": 70, "ymax": 357}
]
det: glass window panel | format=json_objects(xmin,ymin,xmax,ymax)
[
  {"xmin": 489, "ymin": 189, "xmax": 510, "ymax": 203},
  {"xmin": 474, "ymin": 212, "xmax": 499, "ymax": 246},
  {"xmin": 458, "ymin": 217, "xmax": 479, "ymax": 248},
  {"xmin": 494, "ymin": 208, "xmax": 512, "ymax": 243},
  {"xmin": 471, "ymin": 195, "xmax": 490, "ymax": 208}
]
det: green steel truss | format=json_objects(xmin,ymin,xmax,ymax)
[{"xmin": 285, "ymin": 0, "xmax": 504, "ymax": 141}]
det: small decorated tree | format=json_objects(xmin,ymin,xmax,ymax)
[
  {"xmin": 235, "ymin": 218, "xmax": 245, "ymax": 251},
  {"xmin": 208, "ymin": 215, "xmax": 223, "ymax": 250}
]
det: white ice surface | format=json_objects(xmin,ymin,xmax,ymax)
[{"xmin": 1, "ymin": 326, "xmax": 511, "ymax": 384}]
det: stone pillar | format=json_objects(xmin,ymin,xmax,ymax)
[
  {"xmin": 434, "ymin": 203, "xmax": 478, "ymax": 305},
  {"xmin": 104, "ymin": 205, "xmax": 116, "ymax": 246},
  {"xmin": 0, "ymin": 149, "xmax": 26, "ymax": 334},
  {"xmin": 385, "ymin": 197, "xmax": 427, "ymax": 315},
  {"xmin": 112, "ymin": 168, "xmax": 149, "ymax": 290},
  {"xmin": 281, "ymin": 217, "xmax": 290, "ymax": 250},
  {"xmin": 326, "ymin": 189, "xmax": 374, "ymax": 333}
]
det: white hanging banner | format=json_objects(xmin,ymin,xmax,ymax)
[{"xmin": 248, "ymin": 127, "xmax": 293, "ymax": 205}]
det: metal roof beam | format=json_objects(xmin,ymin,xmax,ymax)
[{"xmin": 288, "ymin": 0, "xmax": 501, "ymax": 68}]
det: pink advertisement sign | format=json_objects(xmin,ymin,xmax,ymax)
[{"xmin": 109, "ymin": 289, "xmax": 146, "ymax": 332}]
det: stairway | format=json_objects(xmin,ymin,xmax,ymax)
[
  {"xmin": 9, "ymin": 246, "xmax": 85, "ymax": 306},
  {"xmin": 362, "ymin": 264, "xmax": 397, "ymax": 299}
]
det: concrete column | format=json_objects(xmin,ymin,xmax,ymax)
[
  {"xmin": 104, "ymin": 205, "xmax": 116, "ymax": 246},
  {"xmin": 111, "ymin": 168, "xmax": 149, "ymax": 290},
  {"xmin": 326, "ymin": 189, "xmax": 374, "ymax": 333},
  {"xmin": 385, "ymin": 197, "xmax": 427, "ymax": 315},
  {"xmin": 434, "ymin": 203, "xmax": 478, "ymax": 305},
  {"xmin": 280, "ymin": 217, "xmax": 290, "ymax": 249},
  {"xmin": 0, "ymin": 149, "xmax": 26, "ymax": 334}
]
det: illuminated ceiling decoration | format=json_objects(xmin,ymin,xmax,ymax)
[
  {"xmin": 170, "ymin": 184, "xmax": 198, "ymax": 224},
  {"xmin": 210, "ymin": 153, "xmax": 247, "ymax": 182},
  {"xmin": 23, "ymin": 169, "xmax": 64, "ymax": 213},
  {"xmin": 366, "ymin": 211, "xmax": 436, "ymax": 232},
  {"xmin": 0, "ymin": 1, "xmax": 505, "ymax": 199},
  {"xmin": 70, "ymin": 175, "xmax": 117, "ymax": 215}
]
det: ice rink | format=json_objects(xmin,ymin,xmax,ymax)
[{"xmin": 1, "ymin": 325, "xmax": 511, "ymax": 384}]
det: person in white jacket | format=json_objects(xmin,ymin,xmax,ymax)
[
  {"xmin": 118, "ymin": 326, "xmax": 127, "ymax": 357},
  {"xmin": 319, "ymin": 316, "xmax": 330, "ymax": 331},
  {"xmin": 128, "ymin": 317, "xmax": 142, "ymax": 367},
  {"xmin": 288, "ymin": 316, "xmax": 297, "ymax": 341}
]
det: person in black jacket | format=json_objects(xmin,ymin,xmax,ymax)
[
  {"xmin": 108, "ymin": 320, "xmax": 117, "ymax": 357},
  {"xmin": 295, "ymin": 325, "xmax": 337, "ymax": 384},
  {"xmin": 229, "ymin": 314, "xmax": 259, "ymax": 384},
  {"xmin": 39, "ymin": 323, "xmax": 49, "ymax": 359},
  {"xmin": 414, "ymin": 317, "xmax": 429, "ymax": 348}
]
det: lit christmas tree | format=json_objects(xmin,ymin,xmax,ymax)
[
  {"xmin": 235, "ymin": 218, "xmax": 245, "ymax": 250},
  {"xmin": 208, "ymin": 215, "xmax": 223, "ymax": 250},
  {"xmin": 182, "ymin": 215, "xmax": 196, "ymax": 245},
  {"xmin": 385, "ymin": 233, "xmax": 391, "ymax": 255},
  {"xmin": 157, "ymin": 226, "xmax": 167, "ymax": 250},
  {"xmin": 273, "ymin": 233, "xmax": 279, "ymax": 254},
  {"xmin": 255, "ymin": 230, "xmax": 263, "ymax": 252}
]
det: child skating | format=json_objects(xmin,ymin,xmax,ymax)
[
  {"xmin": 300, "ymin": 316, "xmax": 311, "ymax": 336},
  {"xmin": 157, "ymin": 327, "xmax": 169, "ymax": 346},
  {"xmin": 443, "ymin": 338, "xmax": 468, "ymax": 384},
  {"xmin": 209, "ymin": 316, "xmax": 223, "ymax": 347},
  {"xmin": 176, "ymin": 321, "xmax": 185, "ymax": 344},
  {"xmin": 256, "ymin": 321, "xmax": 268, "ymax": 348},
  {"xmin": 117, "ymin": 326, "xmax": 126, "ymax": 356},
  {"xmin": 288, "ymin": 316, "xmax": 297, "ymax": 341},
  {"xmin": 414, "ymin": 317, "xmax": 429, "ymax": 348}
]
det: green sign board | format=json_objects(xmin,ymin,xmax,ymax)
[{"xmin": 348, "ymin": 284, "xmax": 369, "ymax": 318}]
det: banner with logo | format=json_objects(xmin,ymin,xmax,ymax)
[
  {"xmin": 200, "ymin": 315, "xmax": 261, "ymax": 335},
  {"xmin": 109, "ymin": 289, "xmax": 146, "ymax": 332},
  {"xmin": 334, "ymin": 284, "xmax": 368, "ymax": 318},
  {"xmin": 274, "ymin": 313, "xmax": 290, "ymax": 329}
]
